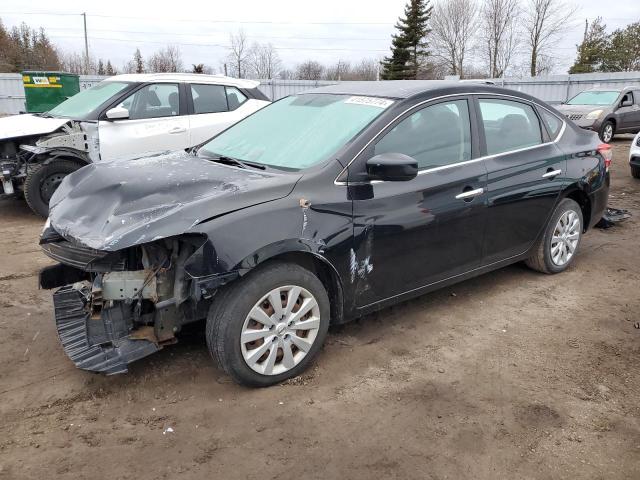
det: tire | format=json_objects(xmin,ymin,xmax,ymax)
[
  {"xmin": 206, "ymin": 262, "xmax": 330, "ymax": 387},
  {"xmin": 632, "ymin": 165, "xmax": 640, "ymax": 179},
  {"xmin": 24, "ymin": 159, "xmax": 82, "ymax": 217},
  {"xmin": 599, "ymin": 120, "xmax": 615, "ymax": 143},
  {"xmin": 525, "ymin": 198, "xmax": 583, "ymax": 274}
]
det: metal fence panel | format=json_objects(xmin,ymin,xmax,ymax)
[
  {"xmin": 2, "ymin": 72, "xmax": 640, "ymax": 114},
  {"xmin": 257, "ymin": 79, "xmax": 338, "ymax": 100},
  {"xmin": 0, "ymin": 73, "xmax": 26, "ymax": 115}
]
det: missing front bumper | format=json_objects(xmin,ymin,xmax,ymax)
[{"xmin": 53, "ymin": 285, "xmax": 160, "ymax": 374}]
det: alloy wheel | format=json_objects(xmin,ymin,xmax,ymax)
[
  {"xmin": 240, "ymin": 285, "xmax": 321, "ymax": 376},
  {"xmin": 550, "ymin": 210, "xmax": 580, "ymax": 266},
  {"xmin": 602, "ymin": 124, "xmax": 613, "ymax": 142}
]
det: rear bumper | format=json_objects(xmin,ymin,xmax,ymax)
[{"xmin": 588, "ymin": 172, "xmax": 610, "ymax": 230}]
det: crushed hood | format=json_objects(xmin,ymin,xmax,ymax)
[
  {"xmin": 49, "ymin": 151, "xmax": 301, "ymax": 251},
  {"xmin": 0, "ymin": 113, "xmax": 70, "ymax": 141}
]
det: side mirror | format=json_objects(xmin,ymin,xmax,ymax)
[
  {"xmin": 620, "ymin": 99, "xmax": 633, "ymax": 107},
  {"xmin": 105, "ymin": 106, "xmax": 129, "ymax": 120},
  {"xmin": 366, "ymin": 153, "xmax": 418, "ymax": 182}
]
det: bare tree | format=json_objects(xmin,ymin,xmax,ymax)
[
  {"xmin": 431, "ymin": 0, "xmax": 479, "ymax": 78},
  {"xmin": 325, "ymin": 59, "xmax": 352, "ymax": 80},
  {"xmin": 523, "ymin": 0, "xmax": 576, "ymax": 76},
  {"xmin": 295, "ymin": 60, "xmax": 324, "ymax": 80},
  {"xmin": 60, "ymin": 51, "xmax": 97, "ymax": 74},
  {"xmin": 247, "ymin": 42, "xmax": 282, "ymax": 79},
  {"xmin": 352, "ymin": 58, "xmax": 379, "ymax": 80},
  {"xmin": 227, "ymin": 30, "xmax": 249, "ymax": 78},
  {"xmin": 147, "ymin": 45, "xmax": 183, "ymax": 73},
  {"xmin": 480, "ymin": 0, "xmax": 519, "ymax": 78},
  {"xmin": 278, "ymin": 68, "xmax": 295, "ymax": 80}
]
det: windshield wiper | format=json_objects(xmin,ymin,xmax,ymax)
[{"xmin": 203, "ymin": 154, "xmax": 266, "ymax": 170}]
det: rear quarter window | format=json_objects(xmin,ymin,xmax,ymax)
[{"xmin": 539, "ymin": 109, "xmax": 563, "ymax": 139}]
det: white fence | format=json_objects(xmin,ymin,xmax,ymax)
[{"xmin": 1, "ymin": 71, "xmax": 640, "ymax": 115}]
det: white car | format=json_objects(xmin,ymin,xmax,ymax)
[
  {"xmin": 0, "ymin": 73, "xmax": 270, "ymax": 216},
  {"xmin": 631, "ymin": 132, "xmax": 640, "ymax": 178}
]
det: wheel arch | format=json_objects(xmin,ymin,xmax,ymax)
[
  {"xmin": 40, "ymin": 150, "xmax": 90, "ymax": 167},
  {"xmin": 236, "ymin": 244, "xmax": 345, "ymax": 325},
  {"xmin": 562, "ymin": 186, "xmax": 591, "ymax": 231}
]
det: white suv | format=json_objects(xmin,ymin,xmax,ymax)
[
  {"xmin": 0, "ymin": 73, "xmax": 270, "ymax": 216},
  {"xmin": 631, "ymin": 132, "xmax": 640, "ymax": 178}
]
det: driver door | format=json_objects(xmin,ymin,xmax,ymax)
[
  {"xmin": 349, "ymin": 97, "xmax": 487, "ymax": 308},
  {"xmin": 98, "ymin": 83, "xmax": 189, "ymax": 160}
]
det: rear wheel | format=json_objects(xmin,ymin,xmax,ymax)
[
  {"xmin": 631, "ymin": 165, "xmax": 640, "ymax": 179},
  {"xmin": 24, "ymin": 159, "xmax": 82, "ymax": 217},
  {"xmin": 525, "ymin": 198, "xmax": 583, "ymax": 274},
  {"xmin": 206, "ymin": 262, "xmax": 330, "ymax": 387},
  {"xmin": 599, "ymin": 120, "xmax": 615, "ymax": 143}
]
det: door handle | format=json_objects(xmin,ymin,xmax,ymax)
[
  {"xmin": 455, "ymin": 187, "xmax": 484, "ymax": 200},
  {"xmin": 542, "ymin": 169, "xmax": 562, "ymax": 179},
  {"xmin": 168, "ymin": 127, "xmax": 186, "ymax": 134}
]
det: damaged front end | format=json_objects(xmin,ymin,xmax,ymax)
[{"xmin": 40, "ymin": 229, "xmax": 218, "ymax": 374}]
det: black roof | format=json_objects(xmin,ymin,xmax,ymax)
[{"xmin": 302, "ymin": 80, "xmax": 494, "ymax": 99}]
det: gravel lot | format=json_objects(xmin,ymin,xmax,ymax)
[{"xmin": 0, "ymin": 138, "xmax": 639, "ymax": 480}]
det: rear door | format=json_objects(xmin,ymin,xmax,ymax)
[
  {"xmin": 98, "ymin": 82, "xmax": 189, "ymax": 160},
  {"xmin": 477, "ymin": 96, "xmax": 567, "ymax": 264},
  {"xmin": 349, "ymin": 96, "xmax": 487, "ymax": 308},
  {"xmin": 187, "ymin": 84, "xmax": 266, "ymax": 146}
]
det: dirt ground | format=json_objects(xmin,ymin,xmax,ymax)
[{"xmin": 0, "ymin": 138, "xmax": 639, "ymax": 480}]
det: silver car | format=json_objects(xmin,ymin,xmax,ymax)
[{"xmin": 557, "ymin": 87, "xmax": 640, "ymax": 142}]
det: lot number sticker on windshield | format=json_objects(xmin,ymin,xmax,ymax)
[{"xmin": 344, "ymin": 96, "xmax": 394, "ymax": 109}]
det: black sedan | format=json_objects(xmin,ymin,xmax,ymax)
[{"xmin": 39, "ymin": 81, "xmax": 610, "ymax": 387}]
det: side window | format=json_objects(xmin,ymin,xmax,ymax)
[
  {"xmin": 226, "ymin": 87, "xmax": 247, "ymax": 111},
  {"xmin": 374, "ymin": 99, "xmax": 472, "ymax": 170},
  {"xmin": 116, "ymin": 83, "xmax": 179, "ymax": 120},
  {"xmin": 479, "ymin": 99, "xmax": 542, "ymax": 155},
  {"xmin": 539, "ymin": 109, "xmax": 563, "ymax": 139},
  {"xmin": 190, "ymin": 84, "xmax": 228, "ymax": 114},
  {"xmin": 621, "ymin": 91, "xmax": 634, "ymax": 105}
]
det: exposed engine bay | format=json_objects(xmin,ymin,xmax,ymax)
[
  {"xmin": 39, "ymin": 231, "xmax": 228, "ymax": 374},
  {"xmin": 0, "ymin": 117, "xmax": 98, "ymax": 213}
]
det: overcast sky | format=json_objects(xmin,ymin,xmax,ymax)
[{"xmin": 0, "ymin": 0, "xmax": 638, "ymax": 76}]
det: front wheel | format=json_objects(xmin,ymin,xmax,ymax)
[
  {"xmin": 631, "ymin": 165, "xmax": 640, "ymax": 179},
  {"xmin": 525, "ymin": 198, "xmax": 583, "ymax": 274},
  {"xmin": 599, "ymin": 120, "xmax": 615, "ymax": 143},
  {"xmin": 206, "ymin": 262, "xmax": 330, "ymax": 387},
  {"xmin": 23, "ymin": 159, "xmax": 82, "ymax": 217}
]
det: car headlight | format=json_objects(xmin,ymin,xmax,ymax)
[{"xmin": 585, "ymin": 109, "xmax": 603, "ymax": 120}]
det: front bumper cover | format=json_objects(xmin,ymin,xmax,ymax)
[{"xmin": 53, "ymin": 284, "xmax": 160, "ymax": 374}]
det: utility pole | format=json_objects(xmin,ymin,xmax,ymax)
[{"xmin": 82, "ymin": 13, "xmax": 89, "ymax": 67}]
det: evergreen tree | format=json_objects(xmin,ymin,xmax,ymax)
[
  {"xmin": 133, "ymin": 48, "xmax": 144, "ymax": 74},
  {"xmin": 106, "ymin": 60, "xmax": 115, "ymax": 75},
  {"xmin": 569, "ymin": 18, "xmax": 608, "ymax": 74},
  {"xmin": 97, "ymin": 59, "xmax": 105, "ymax": 75},
  {"xmin": 602, "ymin": 22, "xmax": 640, "ymax": 72},
  {"xmin": 381, "ymin": 0, "xmax": 432, "ymax": 80}
]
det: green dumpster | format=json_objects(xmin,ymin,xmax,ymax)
[{"xmin": 21, "ymin": 71, "xmax": 80, "ymax": 113}]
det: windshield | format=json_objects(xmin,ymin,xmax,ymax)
[
  {"xmin": 566, "ymin": 90, "xmax": 619, "ymax": 106},
  {"xmin": 200, "ymin": 94, "xmax": 392, "ymax": 170},
  {"xmin": 48, "ymin": 81, "xmax": 131, "ymax": 118}
]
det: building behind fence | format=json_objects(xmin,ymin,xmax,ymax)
[{"xmin": 2, "ymin": 71, "xmax": 640, "ymax": 115}]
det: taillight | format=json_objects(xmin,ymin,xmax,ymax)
[{"xmin": 597, "ymin": 143, "xmax": 612, "ymax": 170}]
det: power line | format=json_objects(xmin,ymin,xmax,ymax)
[
  {"xmin": 49, "ymin": 34, "xmax": 389, "ymax": 52},
  {"xmin": 45, "ymin": 27, "xmax": 391, "ymax": 42},
  {"xmin": 0, "ymin": 11, "xmax": 393, "ymax": 25}
]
